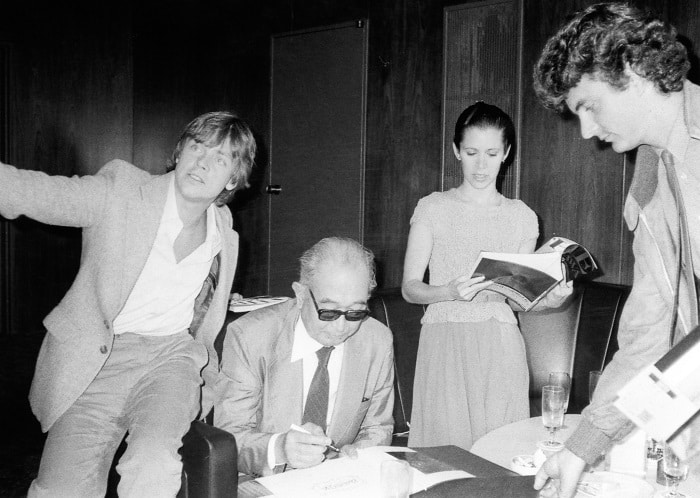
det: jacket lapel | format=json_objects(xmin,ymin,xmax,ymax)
[
  {"xmin": 119, "ymin": 172, "xmax": 171, "ymax": 306},
  {"xmin": 190, "ymin": 208, "xmax": 239, "ymax": 347},
  {"xmin": 268, "ymin": 309, "xmax": 304, "ymax": 430},
  {"xmin": 328, "ymin": 334, "xmax": 369, "ymax": 444}
]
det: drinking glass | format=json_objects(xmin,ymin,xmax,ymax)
[
  {"xmin": 541, "ymin": 385, "xmax": 566, "ymax": 449},
  {"xmin": 548, "ymin": 371, "xmax": 571, "ymax": 412},
  {"xmin": 589, "ymin": 370, "xmax": 602, "ymax": 404},
  {"xmin": 380, "ymin": 459, "xmax": 411, "ymax": 498},
  {"xmin": 661, "ymin": 443, "xmax": 689, "ymax": 497}
]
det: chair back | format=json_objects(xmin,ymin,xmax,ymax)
[
  {"xmin": 569, "ymin": 281, "xmax": 629, "ymax": 413},
  {"xmin": 369, "ymin": 288, "xmax": 425, "ymax": 440},
  {"xmin": 518, "ymin": 288, "xmax": 583, "ymax": 416},
  {"xmin": 518, "ymin": 280, "xmax": 630, "ymax": 415}
]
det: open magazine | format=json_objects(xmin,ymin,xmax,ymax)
[{"xmin": 469, "ymin": 236, "xmax": 597, "ymax": 311}]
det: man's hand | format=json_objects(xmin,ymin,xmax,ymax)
[
  {"xmin": 277, "ymin": 423, "xmax": 332, "ymax": 469},
  {"xmin": 339, "ymin": 443, "xmax": 359, "ymax": 460},
  {"xmin": 534, "ymin": 448, "xmax": 586, "ymax": 498}
]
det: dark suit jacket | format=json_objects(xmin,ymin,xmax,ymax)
[
  {"xmin": 214, "ymin": 298, "xmax": 395, "ymax": 476},
  {"xmin": 0, "ymin": 160, "xmax": 238, "ymax": 431}
]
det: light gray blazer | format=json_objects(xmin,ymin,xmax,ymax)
[
  {"xmin": 0, "ymin": 159, "xmax": 238, "ymax": 431},
  {"xmin": 214, "ymin": 299, "xmax": 395, "ymax": 477}
]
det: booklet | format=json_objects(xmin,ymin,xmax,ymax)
[
  {"xmin": 469, "ymin": 236, "xmax": 597, "ymax": 311},
  {"xmin": 614, "ymin": 325, "xmax": 700, "ymax": 444},
  {"xmin": 229, "ymin": 295, "xmax": 290, "ymax": 313},
  {"xmin": 255, "ymin": 446, "xmax": 472, "ymax": 497}
]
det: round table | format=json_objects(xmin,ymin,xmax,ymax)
[
  {"xmin": 471, "ymin": 415, "xmax": 699, "ymax": 496},
  {"xmin": 471, "ymin": 414, "xmax": 582, "ymax": 470}
]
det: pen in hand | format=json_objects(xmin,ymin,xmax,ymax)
[{"xmin": 290, "ymin": 424, "xmax": 340, "ymax": 452}]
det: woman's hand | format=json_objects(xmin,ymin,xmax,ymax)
[
  {"xmin": 533, "ymin": 278, "xmax": 574, "ymax": 310},
  {"xmin": 447, "ymin": 275, "xmax": 492, "ymax": 301}
]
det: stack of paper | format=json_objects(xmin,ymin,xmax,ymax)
[{"xmin": 256, "ymin": 446, "xmax": 472, "ymax": 497}]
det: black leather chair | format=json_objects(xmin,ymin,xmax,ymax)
[
  {"xmin": 368, "ymin": 288, "xmax": 425, "ymax": 445},
  {"xmin": 177, "ymin": 421, "xmax": 238, "ymax": 498},
  {"xmin": 518, "ymin": 280, "xmax": 630, "ymax": 415}
]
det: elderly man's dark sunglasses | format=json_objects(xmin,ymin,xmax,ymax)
[{"xmin": 309, "ymin": 290, "xmax": 370, "ymax": 322}]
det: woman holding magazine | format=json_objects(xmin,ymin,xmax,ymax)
[{"xmin": 401, "ymin": 102, "xmax": 572, "ymax": 449}]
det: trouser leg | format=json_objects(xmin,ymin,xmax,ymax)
[
  {"xmin": 28, "ymin": 345, "xmax": 131, "ymax": 498},
  {"xmin": 116, "ymin": 333, "xmax": 207, "ymax": 498}
]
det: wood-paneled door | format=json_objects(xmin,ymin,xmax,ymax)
[{"xmin": 268, "ymin": 21, "xmax": 368, "ymax": 295}]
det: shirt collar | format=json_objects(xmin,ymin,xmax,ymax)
[
  {"xmin": 291, "ymin": 316, "xmax": 325, "ymax": 362},
  {"xmin": 290, "ymin": 314, "xmax": 344, "ymax": 361},
  {"xmin": 664, "ymin": 93, "xmax": 691, "ymax": 164},
  {"xmin": 161, "ymin": 176, "xmax": 222, "ymax": 260}
]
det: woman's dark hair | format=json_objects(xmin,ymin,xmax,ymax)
[
  {"xmin": 453, "ymin": 101, "xmax": 515, "ymax": 152},
  {"xmin": 533, "ymin": 2, "xmax": 689, "ymax": 112}
]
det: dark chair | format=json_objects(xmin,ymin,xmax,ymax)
[
  {"xmin": 368, "ymin": 288, "xmax": 425, "ymax": 446},
  {"xmin": 107, "ymin": 420, "xmax": 238, "ymax": 498},
  {"xmin": 518, "ymin": 280, "xmax": 630, "ymax": 415},
  {"xmin": 177, "ymin": 421, "xmax": 238, "ymax": 498}
]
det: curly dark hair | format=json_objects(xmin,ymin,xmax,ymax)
[
  {"xmin": 533, "ymin": 2, "xmax": 689, "ymax": 112},
  {"xmin": 168, "ymin": 111, "xmax": 257, "ymax": 206}
]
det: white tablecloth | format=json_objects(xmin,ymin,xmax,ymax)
[{"xmin": 471, "ymin": 415, "xmax": 699, "ymax": 496}]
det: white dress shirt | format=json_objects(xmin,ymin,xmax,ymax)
[
  {"xmin": 267, "ymin": 315, "xmax": 345, "ymax": 468},
  {"xmin": 113, "ymin": 177, "xmax": 222, "ymax": 336}
]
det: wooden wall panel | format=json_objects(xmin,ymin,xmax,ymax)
[
  {"xmin": 363, "ymin": 0, "xmax": 444, "ymax": 289},
  {"xmin": 3, "ymin": 0, "xmax": 699, "ymax": 333},
  {"xmin": 519, "ymin": 0, "xmax": 700, "ymax": 287},
  {"xmin": 0, "ymin": 44, "xmax": 10, "ymax": 336},
  {"xmin": 2, "ymin": 2, "xmax": 133, "ymax": 334},
  {"xmin": 520, "ymin": 0, "xmax": 630, "ymax": 284},
  {"xmin": 443, "ymin": 0, "xmax": 520, "ymax": 197}
]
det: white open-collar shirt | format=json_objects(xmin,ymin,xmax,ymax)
[{"xmin": 113, "ymin": 177, "xmax": 222, "ymax": 336}]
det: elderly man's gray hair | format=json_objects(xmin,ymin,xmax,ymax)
[{"xmin": 298, "ymin": 237, "xmax": 377, "ymax": 293}]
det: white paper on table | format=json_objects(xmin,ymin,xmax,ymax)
[{"xmin": 256, "ymin": 446, "xmax": 473, "ymax": 497}]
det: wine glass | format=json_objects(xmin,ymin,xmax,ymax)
[
  {"xmin": 548, "ymin": 371, "xmax": 571, "ymax": 412},
  {"xmin": 661, "ymin": 443, "xmax": 689, "ymax": 497},
  {"xmin": 541, "ymin": 385, "xmax": 566, "ymax": 449},
  {"xmin": 588, "ymin": 370, "xmax": 602, "ymax": 404}
]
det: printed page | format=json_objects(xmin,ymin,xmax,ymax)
[
  {"xmin": 256, "ymin": 447, "xmax": 472, "ymax": 497},
  {"xmin": 229, "ymin": 296, "xmax": 290, "ymax": 312}
]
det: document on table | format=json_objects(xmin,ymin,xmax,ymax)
[{"xmin": 255, "ymin": 446, "xmax": 473, "ymax": 497}]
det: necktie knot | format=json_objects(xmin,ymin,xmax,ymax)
[{"xmin": 316, "ymin": 346, "xmax": 334, "ymax": 368}]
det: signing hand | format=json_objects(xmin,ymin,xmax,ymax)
[
  {"xmin": 339, "ymin": 443, "xmax": 359, "ymax": 460},
  {"xmin": 534, "ymin": 448, "xmax": 586, "ymax": 498},
  {"xmin": 278, "ymin": 423, "xmax": 332, "ymax": 469},
  {"xmin": 448, "ymin": 275, "xmax": 492, "ymax": 301}
]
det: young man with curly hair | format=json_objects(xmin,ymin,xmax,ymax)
[{"xmin": 533, "ymin": 3, "xmax": 699, "ymax": 497}]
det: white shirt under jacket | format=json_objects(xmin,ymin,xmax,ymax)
[{"xmin": 113, "ymin": 177, "xmax": 222, "ymax": 336}]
